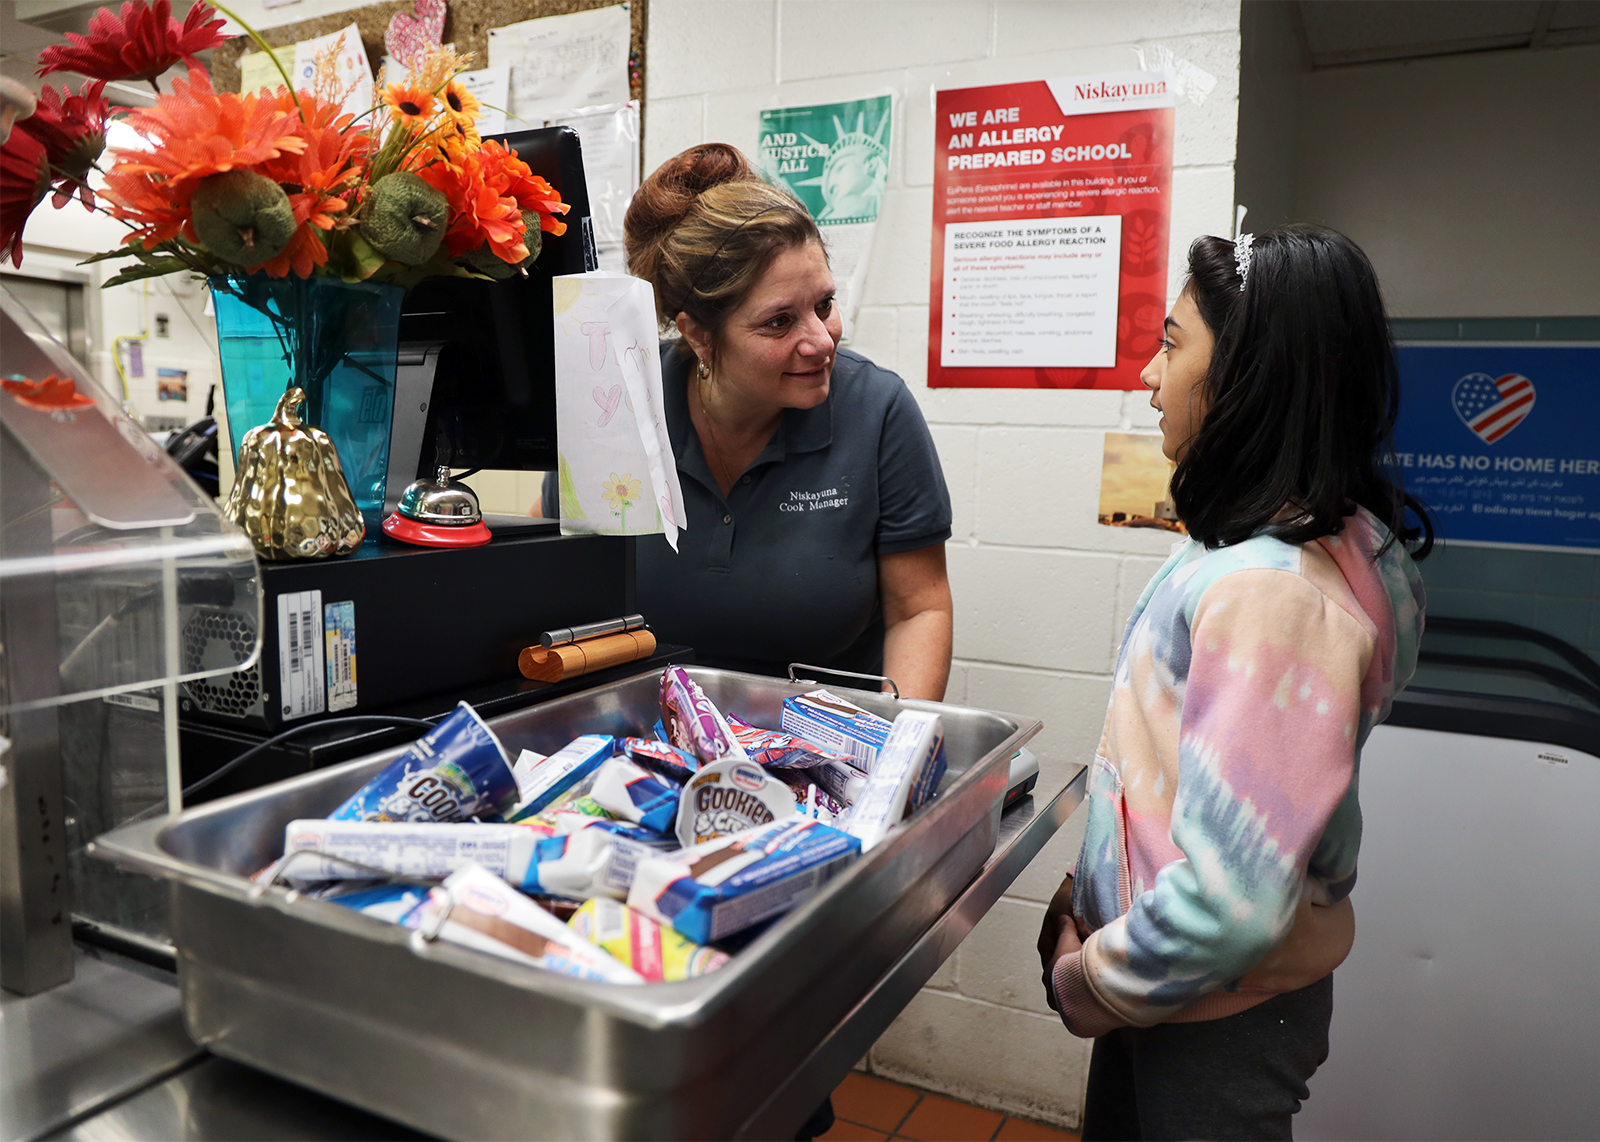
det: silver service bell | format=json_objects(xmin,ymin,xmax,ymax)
[{"xmin": 396, "ymin": 466, "xmax": 483, "ymax": 526}]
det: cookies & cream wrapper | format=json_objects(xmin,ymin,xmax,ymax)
[
  {"xmin": 675, "ymin": 756, "xmax": 798, "ymax": 848},
  {"xmin": 329, "ymin": 702, "xmax": 518, "ymax": 824}
]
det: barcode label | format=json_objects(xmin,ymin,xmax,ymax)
[
  {"xmin": 277, "ymin": 590, "xmax": 325, "ymax": 720},
  {"xmin": 324, "ymin": 600, "xmax": 357, "ymax": 712}
]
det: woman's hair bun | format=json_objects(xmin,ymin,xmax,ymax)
[{"xmin": 625, "ymin": 143, "xmax": 757, "ymax": 259}]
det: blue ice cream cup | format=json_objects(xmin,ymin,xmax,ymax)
[{"xmin": 328, "ymin": 702, "xmax": 518, "ymax": 823}]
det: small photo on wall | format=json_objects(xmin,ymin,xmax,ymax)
[
  {"xmin": 1099, "ymin": 431, "xmax": 1184, "ymax": 533},
  {"xmin": 157, "ymin": 367, "xmax": 188, "ymax": 402}
]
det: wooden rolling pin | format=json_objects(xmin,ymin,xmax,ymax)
[{"xmin": 518, "ymin": 629, "xmax": 657, "ymax": 682}]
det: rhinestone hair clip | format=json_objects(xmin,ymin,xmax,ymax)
[{"xmin": 1233, "ymin": 204, "xmax": 1253, "ymax": 291}]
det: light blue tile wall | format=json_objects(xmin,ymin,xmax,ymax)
[{"xmin": 1421, "ymin": 544, "xmax": 1600, "ymax": 657}]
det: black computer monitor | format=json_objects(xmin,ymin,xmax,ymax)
[{"xmin": 397, "ymin": 126, "xmax": 597, "ymax": 477}]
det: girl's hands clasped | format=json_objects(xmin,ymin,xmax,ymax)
[{"xmin": 1037, "ymin": 874, "xmax": 1080, "ymax": 1011}]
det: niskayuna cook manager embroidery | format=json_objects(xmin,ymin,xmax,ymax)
[{"xmin": 781, "ymin": 485, "xmax": 852, "ymax": 512}]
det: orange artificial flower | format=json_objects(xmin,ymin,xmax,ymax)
[
  {"xmin": 101, "ymin": 70, "xmax": 306, "ymax": 248},
  {"xmin": 440, "ymin": 79, "xmax": 481, "ymax": 127},
  {"xmin": 381, "ymin": 83, "xmax": 435, "ymax": 129},
  {"xmin": 260, "ymin": 91, "xmax": 370, "ymax": 233},
  {"xmin": 478, "ymin": 139, "xmax": 568, "ymax": 236},
  {"xmin": 416, "ymin": 148, "xmax": 525, "ymax": 263},
  {"xmin": 256, "ymin": 223, "xmax": 328, "ymax": 278}
]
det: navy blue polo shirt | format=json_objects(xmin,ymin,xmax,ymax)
[{"xmin": 635, "ymin": 344, "xmax": 952, "ymax": 678}]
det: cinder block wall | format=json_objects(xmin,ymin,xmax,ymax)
[{"xmin": 644, "ymin": 0, "xmax": 1241, "ymax": 1127}]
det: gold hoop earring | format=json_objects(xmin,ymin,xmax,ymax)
[{"xmin": 697, "ymin": 359, "xmax": 710, "ymax": 381}]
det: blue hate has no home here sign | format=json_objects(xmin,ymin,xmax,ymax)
[{"xmin": 1393, "ymin": 343, "xmax": 1600, "ymax": 550}]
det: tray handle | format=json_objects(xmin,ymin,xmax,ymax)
[{"xmin": 786, "ymin": 663, "xmax": 899, "ymax": 699}]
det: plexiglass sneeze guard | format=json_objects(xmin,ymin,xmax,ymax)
[{"xmin": 0, "ymin": 283, "xmax": 261, "ymax": 994}]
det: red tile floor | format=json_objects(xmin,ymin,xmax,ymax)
[{"xmin": 820, "ymin": 1073, "xmax": 1080, "ymax": 1142}]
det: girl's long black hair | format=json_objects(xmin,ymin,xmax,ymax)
[{"xmin": 1169, "ymin": 223, "xmax": 1433, "ymax": 558}]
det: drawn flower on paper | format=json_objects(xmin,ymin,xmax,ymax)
[{"xmin": 601, "ymin": 472, "xmax": 640, "ymax": 531}]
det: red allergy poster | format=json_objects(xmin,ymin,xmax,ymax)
[{"xmin": 928, "ymin": 72, "xmax": 1175, "ymax": 390}]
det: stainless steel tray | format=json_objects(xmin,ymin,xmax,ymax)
[{"xmin": 93, "ymin": 667, "xmax": 1041, "ymax": 1140}]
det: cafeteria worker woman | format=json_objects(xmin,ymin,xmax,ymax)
[{"xmin": 622, "ymin": 144, "xmax": 954, "ymax": 701}]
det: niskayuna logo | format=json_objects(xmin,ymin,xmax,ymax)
[{"xmin": 1451, "ymin": 372, "xmax": 1535, "ymax": 444}]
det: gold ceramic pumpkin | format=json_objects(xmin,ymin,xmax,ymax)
[{"xmin": 223, "ymin": 387, "xmax": 365, "ymax": 560}]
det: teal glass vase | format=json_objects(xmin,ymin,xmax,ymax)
[{"xmin": 211, "ymin": 275, "xmax": 403, "ymax": 536}]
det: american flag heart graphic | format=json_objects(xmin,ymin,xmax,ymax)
[{"xmin": 1451, "ymin": 372, "xmax": 1535, "ymax": 444}]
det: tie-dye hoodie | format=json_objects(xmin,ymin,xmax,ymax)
[{"xmin": 1052, "ymin": 507, "xmax": 1425, "ymax": 1038}]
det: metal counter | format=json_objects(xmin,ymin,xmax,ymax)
[{"xmin": 8, "ymin": 767, "xmax": 1085, "ymax": 1142}]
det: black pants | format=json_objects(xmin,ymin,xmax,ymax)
[{"xmin": 1081, "ymin": 975, "xmax": 1333, "ymax": 1141}]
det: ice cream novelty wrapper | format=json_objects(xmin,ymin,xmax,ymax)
[
  {"xmin": 629, "ymin": 818, "xmax": 862, "ymax": 945},
  {"xmin": 329, "ymin": 702, "xmax": 517, "ymax": 823},
  {"xmin": 590, "ymin": 757, "xmax": 681, "ymax": 834},
  {"xmin": 675, "ymin": 756, "xmax": 798, "ymax": 848},
  {"xmin": 727, "ymin": 715, "xmax": 854, "ymax": 771},
  {"xmin": 569, "ymin": 898, "xmax": 730, "ymax": 982},
  {"xmin": 842, "ymin": 710, "xmax": 947, "ymax": 852},
  {"xmin": 659, "ymin": 666, "xmax": 749, "ymax": 766},
  {"xmin": 780, "ymin": 690, "xmax": 893, "ymax": 769},
  {"xmin": 417, "ymin": 864, "xmax": 643, "ymax": 984},
  {"xmin": 507, "ymin": 735, "xmax": 614, "ymax": 820}
]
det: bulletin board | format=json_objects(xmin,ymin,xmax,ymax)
[{"xmin": 210, "ymin": 0, "xmax": 645, "ymax": 99}]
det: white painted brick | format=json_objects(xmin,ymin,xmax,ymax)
[
  {"xmin": 1005, "ymin": 801, "xmax": 1091, "ymax": 903},
  {"xmin": 927, "ymin": 949, "xmax": 958, "ymax": 990},
  {"xmin": 1123, "ymin": 388, "xmax": 1161, "ymax": 428},
  {"xmin": 895, "ymin": 305, "xmax": 930, "ymax": 388},
  {"xmin": 955, "ymin": 897, "xmax": 1054, "ymax": 1015},
  {"xmin": 643, "ymin": 95, "xmax": 705, "ymax": 173},
  {"xmin": 860, "ymin": 186, "xmax": 934, "ymax": 307},
  {"xmin": 647, "ymin": 1, "xmax": 776, "ymax": 99},
  {"xmin": 870, "ymin": 991, "xmax": 1091, "ymax": 1130},
  {"xmin": 946, "ymin": 546, "xmax": 1119, "ymax": 672},
  {"xmin": 928, "ymin": 425, "xmax": 977, "ymax": 542},
  {"xmin": 994, "ymin": 0, "xmax": 1239, "ymax": 55},
  {"xmin": 1167, "ymin": 164, "xmax": 1237, "ymax": 300},
  {"xmin": 1150, "ymin": 31, "xmax": 1243, "ymax": 168},
  {"xmin": 963, "ymin": 664, "xmax": 1110, "ymax": 779},
  {"xmin": 845, "ymin": 304, "xmax": 898, "ymax": 363},
  {"xmin": 945, "ymin": 661, "xmax": 970, "ymax": 704},
  {"xmin": 780, "ymin": 1, "xmax": 992, "ymax": 80},
  {"xmin": 973, "ymin": 428, "xmax": 1188, "ymax": 556},
  {"xmin": 902, "ymin": 74, "xmax": 936, "ymax": 187}
]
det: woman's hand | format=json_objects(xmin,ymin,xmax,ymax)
[
  {"xmin": 1038, "ymin": 874, "xmax": 1078, "ymax": 1011},
  {"xmin": 880, "ymin": 545, "xmax": 953, "ymax": 701}
]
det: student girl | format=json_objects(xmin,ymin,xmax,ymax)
[{"xmin": 1036, "ymin": 224, "xmax": 1430, "ymax": 1140}]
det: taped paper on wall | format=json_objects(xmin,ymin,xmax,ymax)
[
  {"xmin": 239, "ymin": 46, "xmax": 293, "ymax": 95},
  {"xmin": 758, "ymin": 93, "xmax": 893, "ymax": 339},
  {"xmin": 292, "ymin": 25, "xmax": 371, "ymax": 122},
  {"xmin": 543, "ymin": 102, "xmax": 639, "ymax": 274},
  {"xmin": 487, "ymin": 4, "xmax": 631, "ymax": 128}
]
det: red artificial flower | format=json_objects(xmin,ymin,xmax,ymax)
[
  {"xmin": 36, "ymin": 0, "xmax": 227, "ymax": 85},
  {"xmin": 24, "ymin": 81, "xmax": 111, "ymax": 208},
  {"xmin": 0, "ymin": 129, "xmax": 51, "ymax": 268}
]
